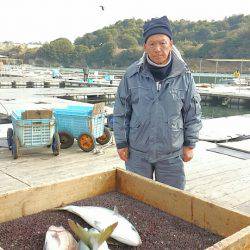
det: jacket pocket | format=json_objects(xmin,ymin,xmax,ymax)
[
  {"xmin": 130, "ymin": 87, "xmax": 139, "ymax": 103},
  {"xmin": 166, "ymin": 116, "xmax": 184, "ymax": 151},
  {"xmin": 130, "ymin": 86, "xmax": 154, "ymax": 104},
  {"xmin": 129, "ymin": 119, "xmax": 149, "ymax": 152},
  {"xmin": 168, "ymin": 88, "xmax": 185, "ymax": 112},
  {"xmin": 171, "ymin": 88, "xmax": 185, "ymax": 101}
]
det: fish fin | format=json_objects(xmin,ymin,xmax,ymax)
[
  {"xmin": 113, "ymin": 206, "xmax": 119, "ymax": 215},
  {"xmin": 68, "ymin": 219, "xmax": 90, "ymax": 246},
  {"xmin": 96, "ymin": 222, "xmax": 118, "ymax": 245}
]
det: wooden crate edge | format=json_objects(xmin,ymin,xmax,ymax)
[
  {"xmin": 206, "ymin": 225, "xmax": 250, "ymax": 250},
  {"xmin": 0, "ymin": 169, "xmax": 116, "ymax": 223},
  {"xmin": 116, "ymin": 168, "xmax": 250, "ymax": 247}
]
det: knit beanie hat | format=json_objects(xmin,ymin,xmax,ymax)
[{"xmin": 143, "ymin": 16, "xmax": 173, "ymax": 43}]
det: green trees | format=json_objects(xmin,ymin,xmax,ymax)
[
  {"xmin": 87, "ymin": 42, "xmax": 117, "ymax": 67},
  {"xmin": 113, "ymin": 47, "xmax": 143, "ymax": 67},
  {"xmin": 71, "ymin": 18, "xmax": 144, "ymax": 68},
  {"xmin": 36, "ymin": 38, "xmax": 74, "ymax": 67},
  {"xmin": 6, "ymin": 14, "xmax": 249, "ymax": 68},
  {"xmin": 118, "ymin": 34, "xmax": 138, "ymax": 49},
  {"xmin": 73, "ymin": 45, "xmax": 89, "ymax": 67}
]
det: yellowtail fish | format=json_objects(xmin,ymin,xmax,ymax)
[{"xmin": 58, "ymin": 206, "xmax": 142, "ymax": 247}]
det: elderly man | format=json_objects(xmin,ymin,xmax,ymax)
[{"xmin": 113, "ymin": 16, "xmax": 202, "ymax": 190}]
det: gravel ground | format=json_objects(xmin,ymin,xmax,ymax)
[{"xmin": 0, "ymin": 191, "xmax": 223, "ymax": 249}]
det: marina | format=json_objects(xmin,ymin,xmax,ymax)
[
  {"xmin": 1, "ymin": 5, "xmax": 250, "ymax": 248},
  {"xmin": 1, "ymin": 64, "xmax": 250, "ymax": 111},
  {"xmin": 0, "ymin": 88, "xmax": 117, "ymax": 117},
  {"xmin": 0, "ymin": 84, "xmax": 250, "ymax": 117},
  {"xmin": 0, "ymin": 65, "xmax": 250, "ymax": 249}
]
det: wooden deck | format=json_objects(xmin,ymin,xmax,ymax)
[
  {"xmin": 0, "ymin": 87, "xmax": 117, "ymax": 99},
  {"xmin": 185, "ymin": 141, "xmax": 250, "ymax": 214},
  {"xmin": 0, "ymin": 140, "xmax": 249, "ymax": 215}
]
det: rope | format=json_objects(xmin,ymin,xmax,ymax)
[{"xmin": 0, "ymin": 102, "xmax": 9, "ymax": 116}]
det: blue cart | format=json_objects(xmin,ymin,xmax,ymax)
[
  {"xmin": 54, "ymin": 104, "xmax": 111, "ymax": 152},
  {"xmin": 7, "ymin": 109, "xmax": 60, "ymax": 159}
]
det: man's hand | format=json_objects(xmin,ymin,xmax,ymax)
[
  {"xmin": 182, "ymin": 146, "xmax": 194, "ymax": 162},
  {"xmin": 117, "ymin": 147, "xmax": 129, "ymax": 162}
]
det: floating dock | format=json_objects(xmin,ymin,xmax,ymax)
[
  {"xmin": 0, "ymin": 87, "xmax": 117, "ymax": 117},
  {"xmin": 198, "ymin": 86, "xmax": 250, "ymax": 108}
]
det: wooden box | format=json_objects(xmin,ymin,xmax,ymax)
[
  {"xmin": 93, "ymin": 102, "xmax": 105, "ymax": 115},
  {"xmin": 0, "ymin": 168, "xmax": 249, "ymax": 249},
  {"xmin": 21, "ymin": 110, "xmax": 52, "ymax": 119}
]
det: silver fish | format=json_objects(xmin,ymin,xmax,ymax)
[
  {"xmin": 43, "ymin": 225, "xmax": 78, "ymax": 250},
  {"xmin": 58, "ymin": 206, "xmax": 142, "ymax": 246}
]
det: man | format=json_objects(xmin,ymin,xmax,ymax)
[
  {"xmin": 113, "ymin": 16, "xmax": 202, "ymax": 190},
  {"xmin": 83, "ymin": 65, "xmax": 89, "ymax": 82}
]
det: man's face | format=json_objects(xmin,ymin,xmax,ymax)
[{"xmin": 144, "ymin": 34, "xmax": 173, "ymax": 65}]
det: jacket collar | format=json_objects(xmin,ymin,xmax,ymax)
[{"xmin": 126, "ymin": 45, "xmax": 188, "ymax": 79}]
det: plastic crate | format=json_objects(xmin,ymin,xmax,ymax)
[
  {"xmin": 11, "ymin": 110, "xmax": 56, "ymax": 148},
  {"xmin": 53, "ymin": 105, "xmax": 105, "ymax": 139},
  {"xmin": 55, "ymin": 105, "xmax": 93, "ymax": 116}
]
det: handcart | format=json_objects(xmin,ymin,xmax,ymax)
[
  {"xmin": 54, "ymin": 103, "xmax": 111, "ymax": 152},
  {"xmin": 7, "ymin": 109, "xmax": 60, "ymax": 159}
]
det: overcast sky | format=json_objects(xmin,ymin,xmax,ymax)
[{"xmin": 1, "ymin": 0, "xmax": 249, "ymax": 43}]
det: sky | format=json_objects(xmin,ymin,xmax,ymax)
[{"xmin": 0, "ymin": 0, "xmax": 249, "ymax": 43}]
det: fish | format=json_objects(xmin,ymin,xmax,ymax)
[
  {"xmin": 43, "ymin": 225, "xmax": 78, "ymax": 250},
  {"xmin": 58, "ymin": 206, "xmax": 142, "ymax": 246},
  {"xmin": 68, "ymin": 219, "xmax": 117, "ymax": 250}
]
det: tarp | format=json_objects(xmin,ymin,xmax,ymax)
[{"xmin": 51, "ymin": 69, "xmax": 60, "ymax": 78}]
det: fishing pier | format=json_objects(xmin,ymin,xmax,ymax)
[
  {"xmin": 198, "ymin": 86, "xmax": 250, "ymax": 108},
  {"xmin": 0, "ymin": 87, "xmax": 117, "ymax": 112}
]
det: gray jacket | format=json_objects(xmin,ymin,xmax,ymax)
[{"xmin": 113, "ymin": 49, "xmax": 202, "ymax": 163}]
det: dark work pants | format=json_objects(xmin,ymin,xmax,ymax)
[
  {"xmin": 84, "ymin": 74, "xmax": 88, "ymax": 82},
  {"xmin": 125, "ymin": 151, "xmax": 186, "ymax": 190}
]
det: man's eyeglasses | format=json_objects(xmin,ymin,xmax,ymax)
[{"xmin": 147, "ymin": 41, "xmax": 170, "ymax": 50}]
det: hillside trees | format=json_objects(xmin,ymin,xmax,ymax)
[{"xmin": 6, "ymin": 14, "xmax": 248, "ymax": 68}]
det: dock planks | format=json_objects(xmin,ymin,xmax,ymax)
[{"xmin": 0, "ymin": 140, "xmax": 250, "ymax": 215}]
